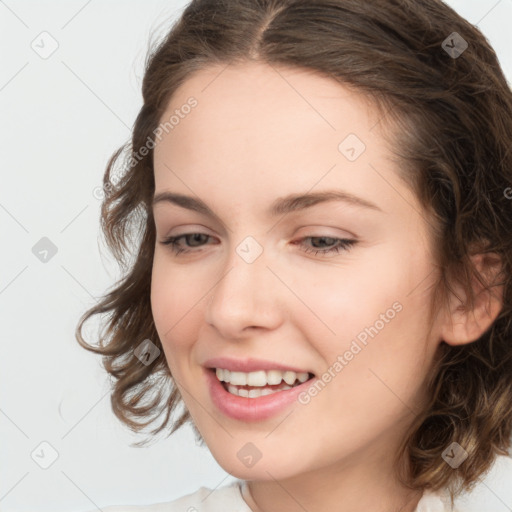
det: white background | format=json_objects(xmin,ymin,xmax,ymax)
[{"xmin": 1, "ymin": 1, "xmax": 512, "ymax": 511}]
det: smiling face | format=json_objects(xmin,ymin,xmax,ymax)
[{"xmin": 150, "ymin": 61, "xmax": 444, "ymax": 482}]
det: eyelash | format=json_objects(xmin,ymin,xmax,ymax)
[{"xmin": 160, "ymin": 233, "xmax": 357, "ymax": 257}]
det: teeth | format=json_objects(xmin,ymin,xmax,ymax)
[
  {"xmin": 227, "ymin": 382, "xmax": 293, "ymax": 398},
  {"xmin": 247, "ymin": 370, "xmax": 267, "ymax": 386},
  {"xmin": 297, "ymin": 372, "xmax": 309, "ymax": 383},
  {"xmin": 267, "ymin": 370, "xmax": 283, "ymax": 385},
  {"xmin": 229, "ymin": 371, "xmax": 247, "ymax": 386},
  {"xmin": 283, "ymin": 371, "xmax": 296, "ymax": 385},
  {"xmin": 215, "ymin": 368, "xmax": 310, "ymax": 387}
]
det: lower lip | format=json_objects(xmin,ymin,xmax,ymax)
[{"xmin": 205, "ymin": 368, "xmax": 314, "ymax": 422}]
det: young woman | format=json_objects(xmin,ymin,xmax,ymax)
[{"xmin": 77, "ymin": 1, "xmax": 512, "ymax": 511}]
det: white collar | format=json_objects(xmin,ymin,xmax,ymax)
[{"xmin": 237, "ymin": 480, "xmax": 456, "ymax": 512}]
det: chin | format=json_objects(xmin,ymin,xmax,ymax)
[{"xmin": 203, "ymin": 437, "xmax": 307, "ymax": 481}]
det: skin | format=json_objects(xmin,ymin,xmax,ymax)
[{"xmin": 150, "ymin": 61, "xmax": 501, "ymax": 512}]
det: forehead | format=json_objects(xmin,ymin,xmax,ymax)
[
  {"xmin": 156, "ymin": 61, "xmax": 381, "ymax": 152},
  {"xmin": 151, "ymin": 61, "xmax": 417, "ymax": 224}
]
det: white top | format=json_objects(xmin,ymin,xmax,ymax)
[{"xmin": 86, "ymin": 480, "xmax": 460, "ymax": 512}]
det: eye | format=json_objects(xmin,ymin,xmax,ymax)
[
  {"xmin": 160, "ymin": 233, "xmax": 216, "ymax": 255},
  {"xmin": 159, "ymin": 233, "xmax": 357, "ymax": 257},
  {"xmin": 294, "ymin": 236, "xmax": 357, "ymax": 256}
]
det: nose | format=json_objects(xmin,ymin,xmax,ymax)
[{"xmin": 204, "ymin": 238, "xmax": 284, "ymax": 340}]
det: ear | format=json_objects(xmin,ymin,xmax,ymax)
[{"xmin": 440, "ymin": 252, "xmax": 504, "ymax": 346}]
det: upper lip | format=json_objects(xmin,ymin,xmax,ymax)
[{"xmin": 203, "ymin": 357, "xmax": 314, "ymax": 374}]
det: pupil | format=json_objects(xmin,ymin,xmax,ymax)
[
  {"xmin": 189, "ymin": 234, "xmax": 206, "ymax": 246},
  {"xmin": 312, "ymin": 236, "xmax": 335, "ymax": 248}
]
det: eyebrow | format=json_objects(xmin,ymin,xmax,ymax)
[{"xmin": 152, "ymin": 189, "xmax": 383, "ymax": 218}]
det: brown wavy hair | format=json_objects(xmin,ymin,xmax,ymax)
[{"xmin": 76, "ymin": 0, "xmax": 512, "ymax": 503}]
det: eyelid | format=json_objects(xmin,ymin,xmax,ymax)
[
  {"xmin": 154, "ymin": 206, "xmax": 363, "ymax": 233},
  {"xmin": 158, "ymin": 223, "xmax": 215, "ymax": 237},
  {"xmin": 295, "ymin": 225, "xmax": 357, "ymax": 239}
]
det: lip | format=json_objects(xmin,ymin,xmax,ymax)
[
  {"xmin": 204, "ymin": 366, "xmax": 315, "ymax": 422},
  {"xmin": 203, "ymin": 356, "xmax": 312, "ymax": 374}
]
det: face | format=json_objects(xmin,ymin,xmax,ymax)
[{"xmin": 150, "ymin": 61, "xmax": 443, "ymax": 481}]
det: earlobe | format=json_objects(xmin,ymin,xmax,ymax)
[{"xmin": 441, "ymin": 252, "xmax": 504, "ymax": 347}]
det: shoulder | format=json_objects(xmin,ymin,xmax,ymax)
[{"xmin": 84, "ymin": 480, "xmax": 251, "ymax": 512}]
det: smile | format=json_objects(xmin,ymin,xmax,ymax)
[
  {"xmin": 205, "ymin": 366, "xmax": 316, "ymax": 421},
  {"xmin": 215, "ymin": 368, "xmax": 311, "ymax": 398}
]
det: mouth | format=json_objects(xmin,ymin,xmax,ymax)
[
  {"xmin": 202, "ymin": 357, "xmax": 317, "ymax": 421},
  {"xmin": 211, "ymin": 367, "xmax": 315, "ymax": 398}
]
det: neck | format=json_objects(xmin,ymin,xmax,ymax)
[{"xmin": 241, "ymin": 440, "xmax": 423, "ymax": 512}]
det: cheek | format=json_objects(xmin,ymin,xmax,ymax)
[
  {"xmin": 150, "ymin": 255, "xmax": 203, "ymax": 364},
  {"xmin": 303, "ymin": 243, "xmax": 435, "ymax": 374},
  {"xmin": 294, "ymin": 249, "xmax": 410, "ymax": 338}
]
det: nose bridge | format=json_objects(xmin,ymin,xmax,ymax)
[{"xmin": 205, "ymin": 234, "xmax": 282, "ymax": 335}]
